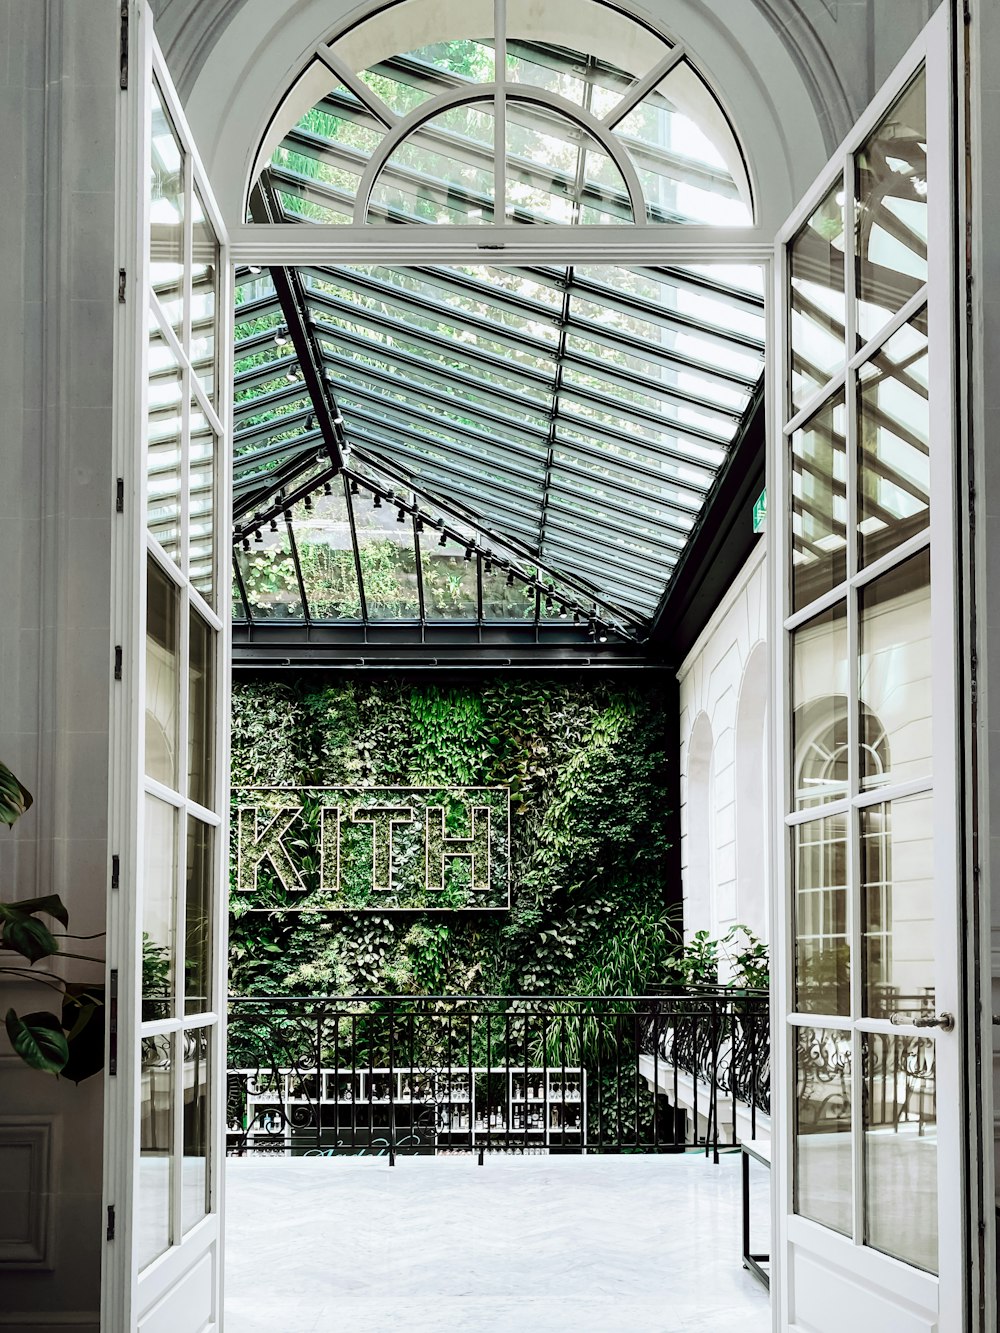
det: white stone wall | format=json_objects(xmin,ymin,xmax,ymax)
[{"xmin": 677, "ymin": 540, "xmax": 768, "ymax": 952}]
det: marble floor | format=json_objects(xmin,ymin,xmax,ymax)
[{"xmin": 224, "ymin": 1150, "xmax": 772, "ymax": 1333}]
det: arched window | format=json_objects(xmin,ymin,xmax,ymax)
[
  {"xmin": 250, "ymin": 0, "xmax": 753, "ymax": 226},
  {"xmin": 793, "ymin": 697, "xmax": 890, "ymax": 807},
  {"xmin": 793, "ymin": 698, "xmax": 892, "ymax": 1010}
]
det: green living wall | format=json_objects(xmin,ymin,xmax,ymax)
[{"xmin": 230, "ymin": 679, "xmax": 677, "ymax": 997}]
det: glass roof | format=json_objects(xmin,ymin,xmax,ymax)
[{"xmin": 233, "ymin": 256, "xmax": 764, "ymax": 633}]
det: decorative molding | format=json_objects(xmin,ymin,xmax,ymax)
[{"xmin": 0, "ymin": 1116, "xmax": 57, "ymax": 1270}]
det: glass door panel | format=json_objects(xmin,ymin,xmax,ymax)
[
  {"xmin": 113, "ymin": 22, "xmax": 230, "ymax": 1330},
  {"xmin": 794, "ymin": 815, "xmax": 850, "ymax": 1015},
  {"xmin": 862, "ymin": 1032, "xmax": 937, "ymax": 1271},
  {"xmin": 855, "ymin": 72, "xmax": 928, "ymax": 345},
  {"xmin": 775, "ymin": 13, "xmax": 965, "ymax": 1326},
  {"xmin": 794, "ymin": 1025, "xmax": 853, "ymax": 1236},
  {"xmin": 788, "ymin": 182, "xmax": 847, "ymax": 412}
]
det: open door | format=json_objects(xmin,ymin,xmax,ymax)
[
  {"xmin": 769, "ymin": 5, "xmax": 977, "ymax": 1330},
  {"xmin": 104, "ymin": 6, "xmax": 232, "ymax": 1329}
]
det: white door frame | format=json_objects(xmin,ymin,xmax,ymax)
[{"xmin": 104, "ymin": 4, "xmax": 233, "ymax": 1328}]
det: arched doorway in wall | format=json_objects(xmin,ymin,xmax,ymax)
[{"xmin": 217, "ymin": 5, "xmax": 774, "ymax": 1330}]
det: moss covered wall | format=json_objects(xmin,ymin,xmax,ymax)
[{"xmin": 230, "ymin": 678, "xmax": 678, "ymax": 997}]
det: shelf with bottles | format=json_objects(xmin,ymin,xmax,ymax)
[
  {"xmin": 509, "ymin": 1069, "xmax": 585, "ymax": 1103},
  {"xmin": 233, "ymin": 1063, "xmax": 587, "ymax": 1152}
]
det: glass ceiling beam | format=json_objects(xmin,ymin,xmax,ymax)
[{"xmin": 247, "ymin": 179, "xmax": 348, "ymax": 473}]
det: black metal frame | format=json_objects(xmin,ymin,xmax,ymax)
[
  {"xmin": 741, "ymin": 1138, "xmax": 771, "ymax": 1290},
  {"xmin": 226, "ymin": 990, "xmax": 770, "ymax": 1163}
]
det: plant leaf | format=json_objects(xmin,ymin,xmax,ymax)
[
  {"xmin": 0, "ymin": 913, "xmax": 59, "ymax": 962},
  {"xmin": 4, "ymin": 1008, "xmax": 69, "ymax": 1074},
  {"xmin": 0, "ymin": 894, "xmax": 69, "ymax": 929},
  {"xmin": 0, "ymin": 762, "xmax": 32, "ymax": 827}
]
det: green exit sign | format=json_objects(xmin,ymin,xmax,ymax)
[{"xmin": 753, "ymin": 487, "xmax": 767, "ymax": 534}]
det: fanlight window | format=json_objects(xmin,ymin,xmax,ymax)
[{"xmin": 250, "ymin": 0, "xmax": 753, "ymax": 226}]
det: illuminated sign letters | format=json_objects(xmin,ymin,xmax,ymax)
[{"xmin": 232, "ymin": 787, "xmax": 510, "ymax": 911}]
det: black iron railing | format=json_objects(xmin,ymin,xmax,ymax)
[{"xmin": 226, "ymin": 991, "xmax": 770, "ymax": 1163}]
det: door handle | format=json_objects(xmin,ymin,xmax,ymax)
[{"xmin": 890, "ymin": 1011, "xmax": 954, "ymax": 1032}]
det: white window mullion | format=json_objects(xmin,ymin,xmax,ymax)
[
  {"xmin": 493, "ymin": 0, "xmax": 506, "ymax": 225},
  {"xmin": 842, "ymin": 143, "xmax": 866, "ymax": 1252}
]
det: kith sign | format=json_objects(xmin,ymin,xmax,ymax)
[{"xmin": 233, "ymin": 786, "xmax": 511, "ymax": 911}]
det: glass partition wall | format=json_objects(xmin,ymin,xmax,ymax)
[{"xmin": 139, "ymin": 71, "xmax": 228, "ymax": 1276}]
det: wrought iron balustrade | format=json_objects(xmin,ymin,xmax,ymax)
[
  {"xmin": 226, "ymin": 992, "xmax": 770, "ymax": 1162},
  {"xmin": 638, "ymin": 986, "xmax": 770, "ymax": 1144}
]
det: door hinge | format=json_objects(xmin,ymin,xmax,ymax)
[
  {"xmin": 119, "ymin": 2, "xmax": 129, "ymax": 89},
  {"xmin": 115, "ymin": 477, "xmax": 124, "ymax": 513},
  {"xmin": 108, "ymin": 969, "xmax": 118, "ymax": 1076},
  {"xmin": 111, "ymin": 854, "xmax": 120, "ymax": 890},
  {"xmin": 107, "ymin": 1204, "xmax": 116, "ymax": 1241},
  {"xmin": 118, "ymin": 268, "xmax": 127, "ymax": 304},
  {"xmin": 113, "ymin": 645, "xmax": 123, "ymax": 680}
]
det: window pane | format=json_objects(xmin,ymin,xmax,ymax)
[
  {"xmin": 371, "ymin": 102, "xmax": 496, "ymax": 224},
  {"xmin": 482, "ymin": 563, "xmax": 537, "ymax": 619},
  {"xmin": 139, "ymin": 1033, "xmax": 174, "ymax": 1268},
  {"xmin": 420, "ymin": 528, "xmax": 479, "ymax": 619},
  {"xmin": 191, "ymin": 187, "xmax": 218, "ymax": 403},
  {"xmin": 788, "ymin": 182, "xmax": 846, "ymax": 414},
  {"xmin": 794, "ymin": 816, "xmax": 850, "ymax": 1016},
  {"xmin": 352, "ymin": 489, "xmax": 420, "ymax": 619},
  {"xmin": 149, "ymin": 81, "xmax": 185, "ymax": 333},
  {"xmin": 791, "ymin": 600, "xmax": 848, "ymax": 811},
  {"xmin": 794, "ymin": 1026, "xmax": 853, "ymax": 1237},
  {"xmin": 188, "ymin": 609, "xmax": 215, "ymax": 809},
  {"xmin": 616, "ymin": 60, "xmax": 752, "ymax": 226},
  {"xmin": 791, "ymin": 392, "xmax": 847, "ymax": 613},
  {"xmin": 294, "ymin": 483, "xmax": 363, "ymax": 620},
  {"xmin": 858, "ymin": 308, "xmax": 929, "ymax": 566},
  {"xmin": 185, "ymin": 819, "xmax": 214, "ymax": 1015},
  {"xmin": 147, "ymin": 319, "xmax": 182, "ymax": 566},
  {"xmin": 143, "ymin": 794, "xmax": 176, "ymax": 1021},
  {"xmin": 182, "ymin": 1027, "xmax": 211, "ymax": 1233},
  {"xmin": 146, "ymin": 557, "xmax": 180, "ymax": 788},
  {"xmin": 863, "ymin": 1032, "xmax": 937, "ymax": 1272},
  {"xmin": 235, "ymin": 522, "xmax": 304, "ymax": 620},
  {"xmin": 858, "ymin": 548, "xmax": 931, "ymax": 790},
  {"xmin": 862, "ymin": 793, "xmax": 935, "ymax": 1020},
  {"xmin": 189, "ymin": 403, "xmax": 216, "ymax": 604},
  {"xmin": 506, "ymin": 105, "xmax": 632, "ymax": 226},
  {"xmin": 856, "ymin": 71, "xmax": 927, "ymax": 344}
]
